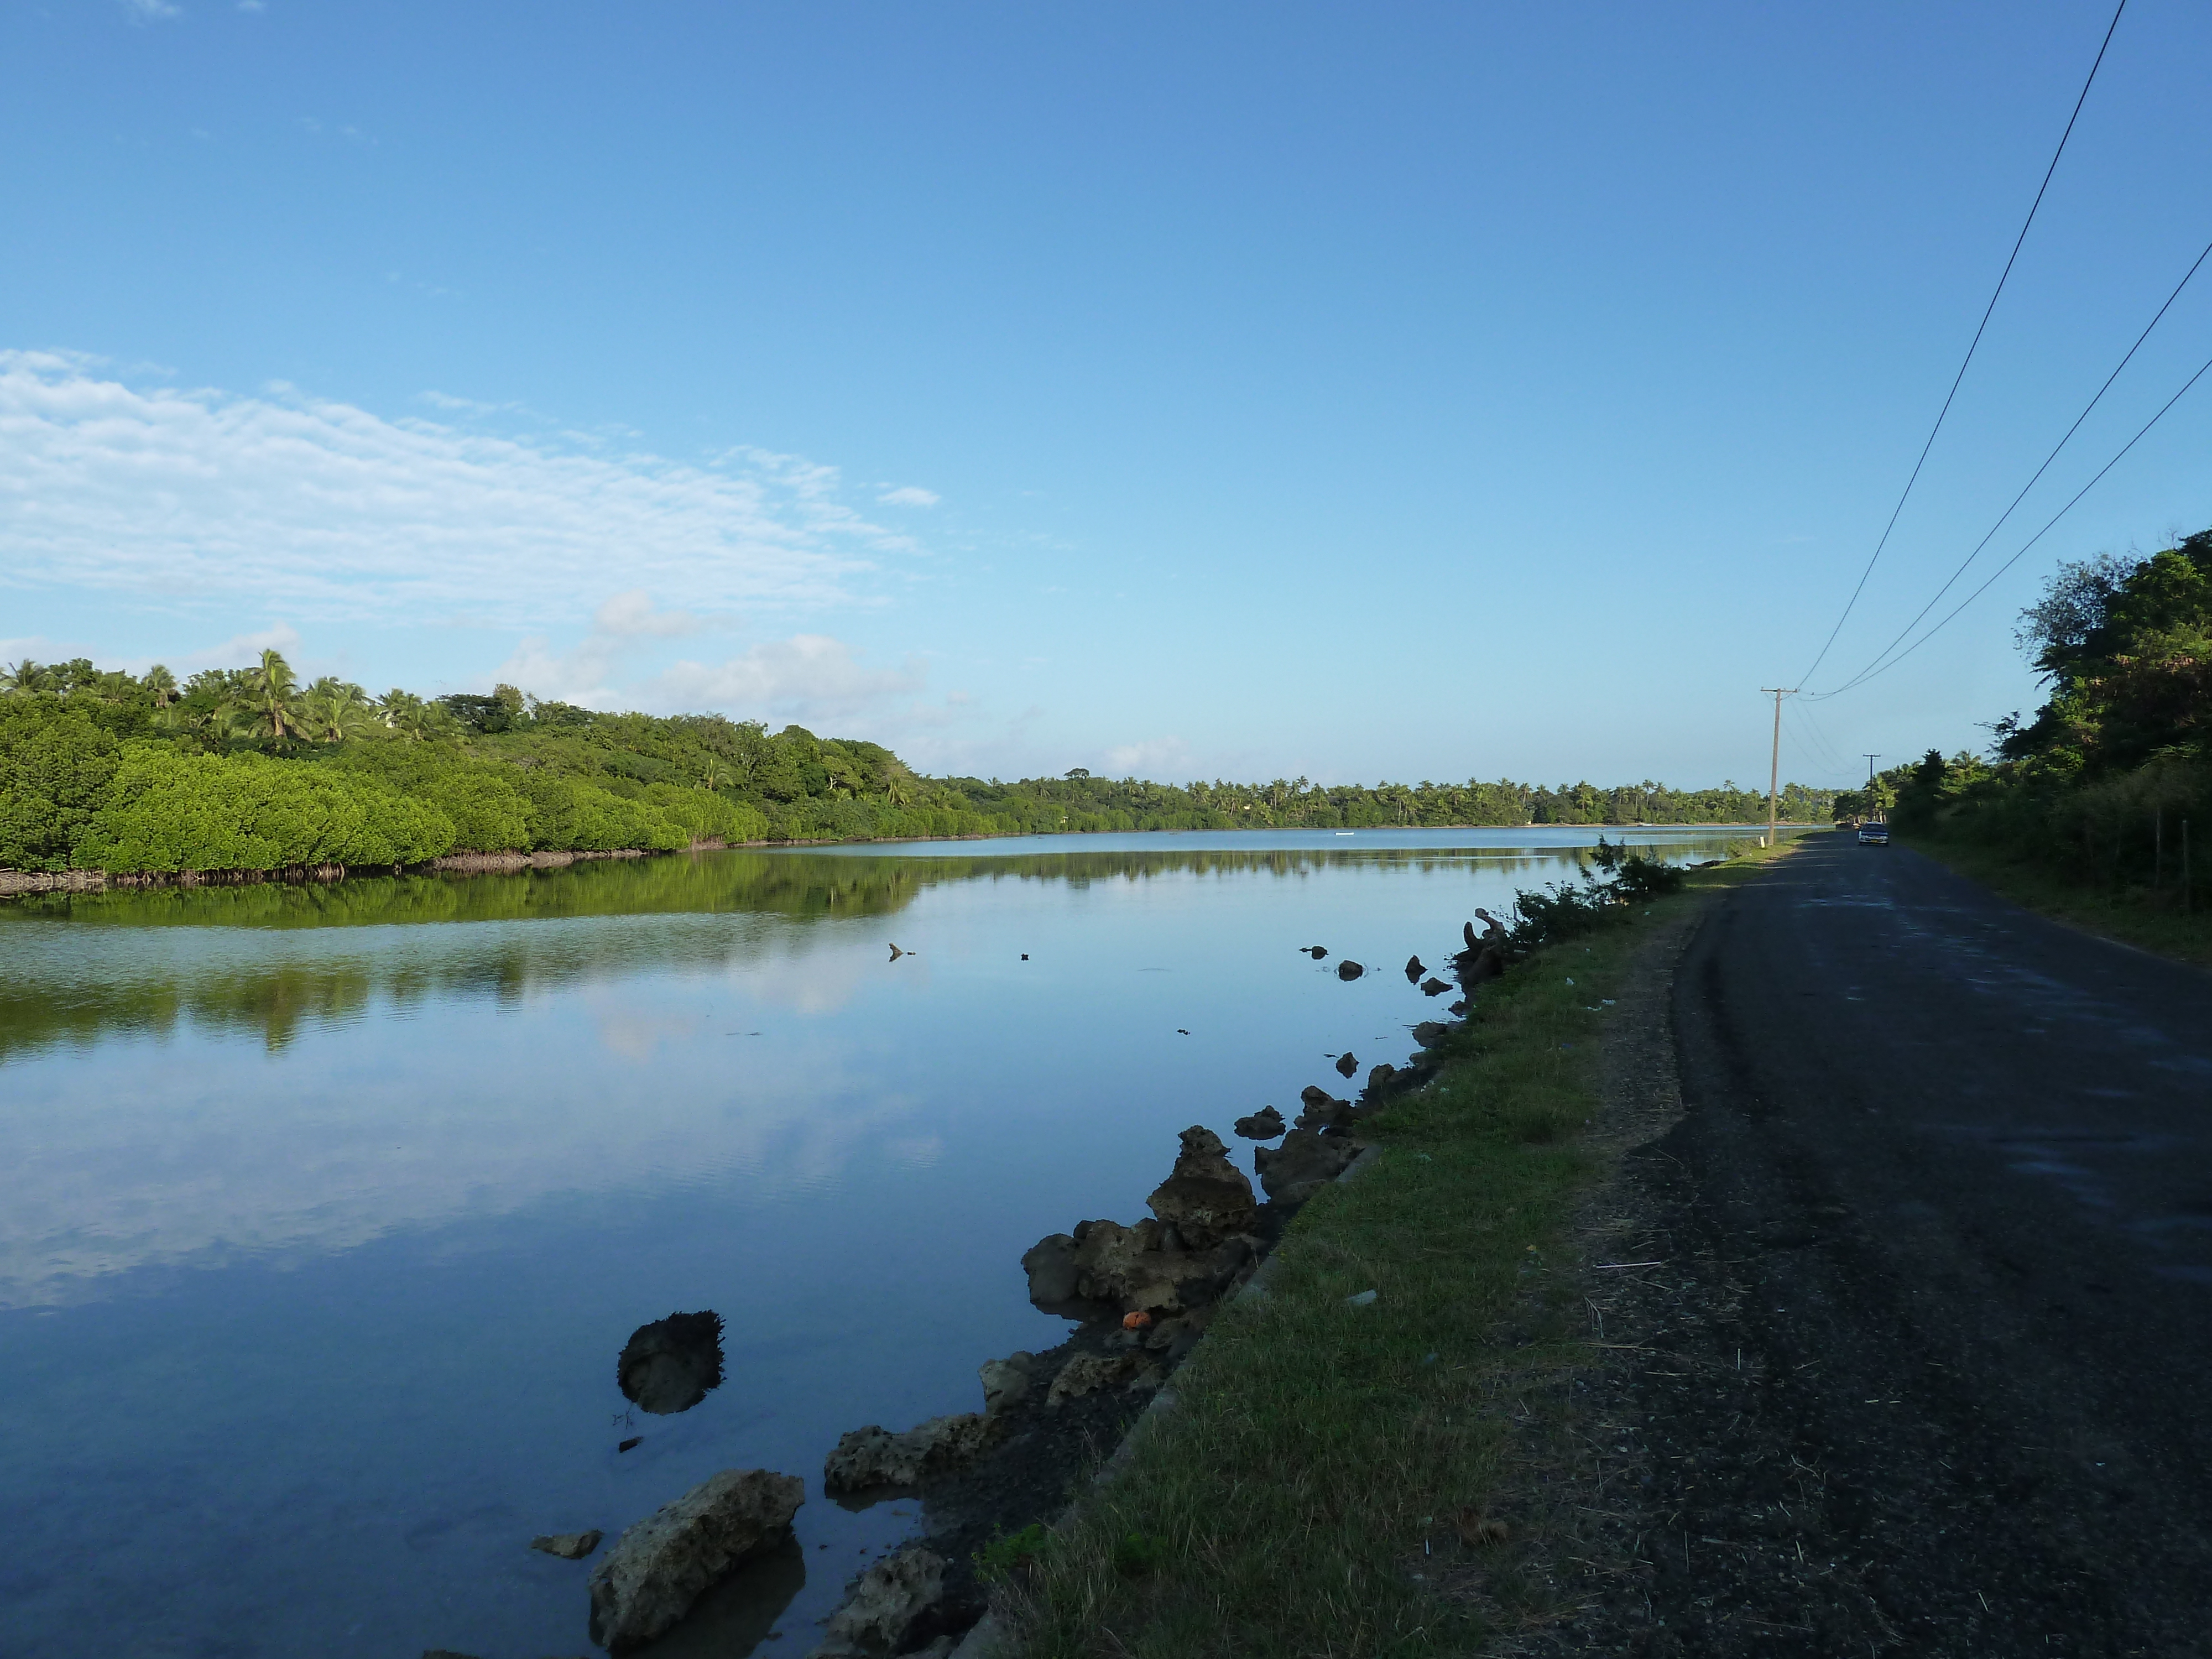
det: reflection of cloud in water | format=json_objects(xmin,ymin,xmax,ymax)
[
  {"xmin": 0, "ymin": 1004, "xmax": 921, "ymax": 1310},
  {"xmin": 881, "ymin": 1134, "xmax": 945, "ymax": 1168},
  {"xmin": 592, "ymin": 1001, "xmax": 706, "ymax": 1061}
]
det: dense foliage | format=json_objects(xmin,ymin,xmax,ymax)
[
  {"xmin": 1871, "ymin": 526, "xmax": 2211, "ymax": 902},
  {"xmin": 0, "ymin": 650, "xmax": 1833, "ymax": 878}
]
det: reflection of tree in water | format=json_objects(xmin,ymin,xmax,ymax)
[{"xmin": 0, "ymin": 838, "xmax": 1732, "ymax": 1059}]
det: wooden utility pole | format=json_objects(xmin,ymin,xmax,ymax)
[{"xmin": 1761, "ymin": 687, "xmax": 1797, "ymax": 847}]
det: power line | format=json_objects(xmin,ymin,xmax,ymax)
[
  {"xmin": 1809, "ymin": 232, "xmax": 2212, "ymax": 698},
  {"xmin": 1798, "ymin": 0, "xmax": 2128, "ymax": 687},
  {"xmin": 1812, "ymin": 344, "xmax": 2212, "ymax": 694}
]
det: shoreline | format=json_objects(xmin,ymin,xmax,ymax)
[{"xmin": 0, "ymin": 823, "xmax": 1819, "ymax": 900}]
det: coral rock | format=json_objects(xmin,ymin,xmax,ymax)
[{"xmin": 586, "ymin": 1468, "xmax": 804, "ymax": 1651}]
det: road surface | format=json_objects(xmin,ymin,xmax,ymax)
[{"xmin": 1586, "ymin": 832, "xmax": 2212, "ymax": 1657}]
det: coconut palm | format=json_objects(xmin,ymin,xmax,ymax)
[
  {"xmin": 1, "ymin": 659, "xmax": 49, "ymax": 697},
  {"xmin": 143, "ymin": 665, "xmax": 179, "ymax": 708},
  {"xmin": 299, "ymin": 677, "xmax": 375, "ymax": 744},
  {"xmin": 233, "ymin": 649, "xmax": 306, "ymax": 748}
]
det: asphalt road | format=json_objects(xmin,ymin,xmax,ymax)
[{"xmin": 1595, "ymin": 832, "xmax": 2212, "ymax": 1657}]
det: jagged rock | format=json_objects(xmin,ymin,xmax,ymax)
[
  {"xmin": 586, "ymin": 1468, "xmax": 804, "ymax": 1652},
  {"xmin": 1305, "ymin": 945, "xmax": 1328, "ymax": 959},
  {"xmin": 1145, "ymin": 1125, "xmax": 1259, "ymax": 1248},
  {"xmin": 1254, "ymin": 1128, "xmax": 1359, "ymax": 1206},
  {"xmin": 979, "ymin": 1353, "xmax": 1035, "ymax": 1416},
  {"xmin": 1366, "ymin": 1063, "xmax": 1397, "ymax": 1094},
  {"xmin": 1421, "ymin": 977, "xmax": 1451, "ymax": 997},
  {"xmin": 1334, "ymin": 1051, "xmax": 1358, "ymax": 1078},
  {"xmin": 1021, "ymin": 1234, "xmax": 1080, "ymax": 1305},
  {"xmin": 1453, "ymin": 944, "xmax": 1504, "ymax": 991},
  {"xmin": 1404, "ymin": 954, "xmax": 1425, "ymax": 982},
  {"xmin": 806, "ymin": 1545, "xmax": 948, "ymax": 1657},
  {"xmin": 530, "ymin": 1529, "xmax": 602, "ymax": 1559},
  {"xmin": 617, "ymin": 1311, "xmax": 723, "ymax": 1416},
  {"xmin": 1336, "ymin": 959, "xmax": 1364, "ymax": 980},
  {"xmin": 1233, "ymin": 1105, "xmax": 1286, "ymax": 1139},
  {"xmin": 822, "ymin": 1414, "xmax": 993, "ymax": 1493},
  {"xmin": 1046, "ymin": 1352, "xmax": 1163, "ymax": 1407},
  {"xmin": 1072, "ymin": 1218, "xmax": 1254, "ymax": 1313},
  {"xmin": 1295, "ymin": 1087, "xmax": 1354, "ymax": 1131},
  {"xmin": 1413, "ymin": 1021, "xmax": 1451, "ymax": 1047},
  {"xmin": 1448, "ymin": 999, "xmax": 1468, "ymax": 1016}
]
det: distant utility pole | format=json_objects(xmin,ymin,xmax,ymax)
[
  {"xmin": 1864, "ymin": 754, "xmax": 1881, "ymax": 785},
  {"xmin": 1761, "ymin": 687, "xmax": 1798, "ymax": 847}
]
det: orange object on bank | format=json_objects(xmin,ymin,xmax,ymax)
[{"xmin": 1122, "ymin": 1311, "xmax": 1152, "ymax": 1329}]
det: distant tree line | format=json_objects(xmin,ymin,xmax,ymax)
[
  {"xmin": 1869, "ymin": 524, "xmax": 2211, "ymax": 905},
  {"xmin": 0, "ymin": 650, "xmax": 1833, "ymax": 878}
]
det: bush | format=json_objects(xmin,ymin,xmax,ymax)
[
  {"xmin": 77, "ymin": 748, "xmax": 456, "ymax": 872},
  {"xmin": 0, "ymin": 697, "xmax": 121, "ymax": 870}
]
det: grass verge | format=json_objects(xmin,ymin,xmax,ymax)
[
  {"xmin": 994, "ymin": 842, "xmax": 1798, "ymax": 1658},
  {"xmin": 1902, "ymin": 831, "xmax": 2212, "ymax": 967}
]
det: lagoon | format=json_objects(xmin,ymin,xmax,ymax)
[{"xmin": 0, "ymin": 828, "xmax": 1747, "ymax": 1658}]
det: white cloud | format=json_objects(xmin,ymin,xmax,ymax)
[
  {"xmin": 1104, "ymin": 736, "xmax": 1195, "ymax": 778},
  {"xmin": 646, "ymin": 634, "xmax": 928, "ymax": 726},
  {"xmin": 0, "ymin": 351, "xmax": 910, "ymax": 626},
  {"xmin": 125, "ymin": 0, "xmax": 182, "ymax": 19},
  {"xmin": 878, "ymin": 485, "xmax": 940, "ymax": 507},
  {"xmin": 176, "ymin": 622, "xmax": 302, "ymax": 670},
  {"xmin": 494, "ymin": 591, "xmax": 711, "ymax": 705}
]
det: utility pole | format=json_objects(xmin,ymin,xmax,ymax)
[
  {"xmin": 1761, "ymin": 688, "xmax": 1797, "ymax": 847},
  {"xmin": 1863, "ymin": 754, "xmax": 1881, "ymax": 785}
]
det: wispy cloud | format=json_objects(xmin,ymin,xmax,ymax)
[
  {"xmin": 645, "ymin": 635, "xmax": 928, "ymax": 727},
  {"xmin": 1103, "ymin": 735, "xmax": 1194, "ymax": 778},
  {"xmin": 0, "ymin": 351, "xmax": 912, "ymax": 626},
  {"xmin": 878, "ymin": 486, "xmax": 940, "ymax": 507},
  {"xmin": 124, "ymin": 0, "xmax": 182, "ymax": 20},
  {"xmin": 494, "ymin": 590, "xmax": 710, "ymax": 705}
]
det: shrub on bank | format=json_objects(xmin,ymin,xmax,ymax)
[{"xmin": 77, "ymin": 748, "xmax": 457, "ymax": 873}]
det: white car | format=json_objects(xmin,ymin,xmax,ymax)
[{"xmin": 1856, "ymin": 822, "xmax": 1890, "ymax": 846}]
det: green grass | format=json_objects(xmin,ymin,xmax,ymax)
[
  {"xmin": 997, "ymin": 845, "xmax": 1794, "ymax": 1658},
  {"xmin": 1902, "ymin": 831, "xmax": 2212, "ymax": 967}
]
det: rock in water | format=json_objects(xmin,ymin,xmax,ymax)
[
  {"xmin": 617, "ymin": 1311, "xmax": 724, "ymax": 1416},
  {"xmin": 1334, "ymin": 1051, "xmax": 1358, "ymax": 1079},
  {"xmin": 1295, "ymin": 1086, "xmax": 1354, "ymax": 1130},
  {"xmin": 808, "ymin": 1546, "xmax": 948, "ymax": 1657},
  {"xmin": 1071, "ymin": 1218, "xmax": 1254, "ymax": 1314},
  {"xmin": 1145, "ymin": 1126, "xmax": 1259, "ymax": 1248},
  {"xmin": 1233, "ymin": 1105, "xmax": 1286, "ymax": 1140},
  {"xmin": 1020, "ymin": 1234, "xmax": 1081, "ymax": 1306},
  {"xmin": 586, "ymin": 1468, "xmax": 804, "ymax": 1652},
  {"xmin": 1413, "ymin": 1021, "xmax": 1451, "ymax": 1047},
  {"xmin": 1336, "ymin": 959, "xmax": 1364, "ymax": 980},
  {"xmin": 1366, "ymin": 1063, "xmax": 1397, "ymax": 1094},
  {"xmin": 822, "ymin": 1414, "xmax": 993, "ymax": 1493},
  {"xmin": 1420, "ymin": 977, "xmax": 1451, "ymax": 997},
  {"xmin": 1305, "ymin": 945, "xmax": 1328, "ymax": 959},
  {"xmin": 1046, "ymin": 1352, "xmax": 1164, "ymax": 1407},
  {"xmin": 1404, "ymin": 954, "xmax": 1424, "ymax": 982},
  {"xmin": 1253, "ymin": 1128, "xmax": 1359, "ymax": 1206},
  {"xmin": 530, "ymin": 1530, "xmax": 602, "ymax": 1560},
  {"xmin": 979, "ymin": 1353, "xmax": 1035, "ymax": 1416}
]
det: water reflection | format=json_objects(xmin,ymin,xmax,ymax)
[
  {"xmin": 0, "ymin": 828, "xmax": 1754, "ymax": 1658},
  {"xmin": 620, "ymin": 1312, "xmax": 727, "ymax": 1415}
]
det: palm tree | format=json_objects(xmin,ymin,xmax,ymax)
[
  {"xmin": 143, "ymin": 665, "xmax": 178, "ymax": 708},
  {"xmin": 883, "ymin": 770, "xmax": 914, "ymax": 807},
  {"xmin": 1, "ymin": 659, "xmax": 48, "ymax": 697},
  {"xmin": 299, "ymin": 677, "xmax": 374, "ymax": 744},
  {"xmin": 700, "ymin": 755, "xmax": 727, "ymax": 791},
  {"xmin": 233, "ymin": 649, "xmax": 305, "ymax": 748}
]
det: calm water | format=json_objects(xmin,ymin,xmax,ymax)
[{"xmin": 0, "ymin": 828, "xmax": 1747, "ymax": 1658}]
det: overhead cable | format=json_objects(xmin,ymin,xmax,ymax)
[
  {"xmin": 1813, "ymin": 346, "xmax": 2212, "ymax": 695},
  {"xmin": 1797, "ymin": 0, "xmax": 2128, "ymax": 686},
  {"xmin": 1809, "ymin": 233, "xmax": 2212, "ymax": 698}
]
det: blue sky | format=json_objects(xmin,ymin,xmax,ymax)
[{"xmin": 4, "ymin": 1, "xmax": 2209, "ymax": 789}]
